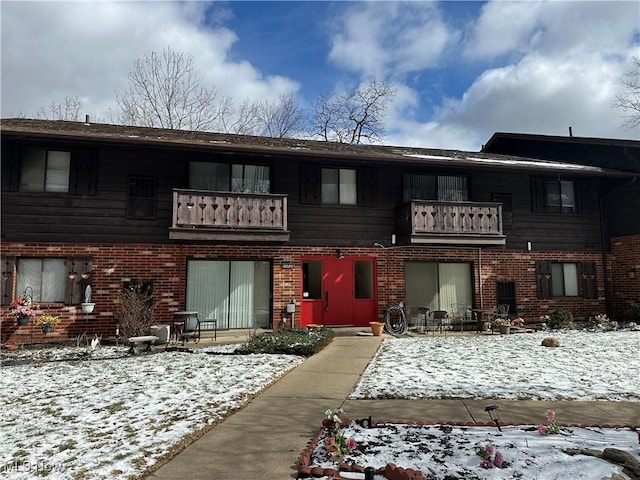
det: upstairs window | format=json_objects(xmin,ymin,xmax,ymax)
[
  {"xmin": 21, "ymin": 148, "xmax": 70, "ymax": 192},
  {"xmin": 546, "ymin": 180, "xmax": 575, "ymax": 213},
  {"xmin": 190, "ymin": 161, "xmax": 270, "ymax": 194},
  {"xmin": 127, "ymin": 176, "xmax": 156, "ymax": 219},
  {"xmin": 321, "ymin": 168, "xmax": 356, "ymax": 205},
  {"xmin": 403, "ymin": 174, "xmax": 468, "ymax": 203}
]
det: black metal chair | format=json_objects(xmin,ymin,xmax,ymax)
[{"xmin": 427, "ymin": 310, "xmax": 448, "ymax": 335}]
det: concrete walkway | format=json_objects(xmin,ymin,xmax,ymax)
[{"xmin": 147, "ymin": 331, "xmax": 640, "ymax": 480}]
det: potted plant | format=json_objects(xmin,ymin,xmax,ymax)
[
  {"xmin": 81, "ymin": 285, "xmax": 95, "ymax": 313},
  {"xmin": 36, "ymin": 314, "xmax": 60, "ymax": 333},
  {"xmin": 493, "ymin": 317, "xmax": 511, "ymax": 334},
  {"xmin": 9, "ymin": 287, "xmax": 39, "ymax": 326}
]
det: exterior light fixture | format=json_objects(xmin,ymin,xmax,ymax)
[
  {"xmin": 484, "ymin": 405, "xmax": 501, "ymax": 431},
  {"xmin": 336, "ymin": 248, "xmax": 344, "ymax": 259},
  {"xmin": 630, "ymin": 268, "xmax": 637, "ymax": 279}
]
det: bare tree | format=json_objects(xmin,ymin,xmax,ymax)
[
  {"xmin": 257, "ymin": 93, "xmax": 306, "ymax": 138},
  {"xmin": 37, "ymin": 95, "xmax": 82, "ymax": 121},
  {"xmin": 115, "ymin": 47, "xmax": 231, "ymax": 131},
  {"xmin": 311, "ymin": 80, "xmax": 396, "ymax": 144},
  {"xmin": 612, "ymin": 56, "xmax": 640, "ymax": 128}
]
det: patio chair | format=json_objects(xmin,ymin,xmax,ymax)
[
  {"xmin": 427, "ymin": 310, "xmax": 448, "ymax": 335},
  {"xmin": 451, "ymin": 303, "xmax": 469, "ymax": 332}
]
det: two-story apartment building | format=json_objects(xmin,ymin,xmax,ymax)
[{"xmin": 1, "ymin": 119, "xmax": 638, "ymax": 344}]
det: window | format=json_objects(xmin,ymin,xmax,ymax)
[
  {"xmin": 403, "ymin": 174, "xmax": 468, "ymax": 203},
  {"xmin": 322, "ymin": 168, "xmax": 356, "ymax": 204},
  {"xmin": 189, "ymin": 161, "xmax": 270, "ymax": 194},
  {"xmin": 354, "ymin": 260, "xmax": 374, "ymax": 299},
  {"xmin": 492, "ymin": 193, "xmax": 512, "ymax": 229},
  {"xmin": 551, "ymin": 263, "xmax": 578, "ymax": 296},
  {"xmin": 404, "ymin": 262, "xmax": 472, "ymax": 317},
  {"xmin": 21, "ymin": 148, "xmax": 70, "ymax": 192},
  {"xmin": 546, "ymin": 180, "xmax": 575, "ymax": 213},
  {"xmin": 302, "ymin": 260, "xmax": 322, "ymax": 299},
  {"xmin": 536, "ymin": 260, "xmax": 596, "ymax": 298},
  {"xmin": 186, "ymin": 260, "xmax": 271, "ymax": 329},
  {"xmin": 127, "ymin": 176, "xmax": 156, "ymax": 219},
  {"xmin": 16, "ymin": 258, "xmax": 67, "ymax": 303}
]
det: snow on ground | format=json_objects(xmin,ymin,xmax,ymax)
[
  {"xmin": 311, "ymin": 423, "xmax": 639, "ymax": 480},
  {"xmin": 351, "ymin": 331, "xmax": 640, "ymax": 401},
  {"xmin": 0, "ymin": 345, "xmax": 302, "ymax": 479}
]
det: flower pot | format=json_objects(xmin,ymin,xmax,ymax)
[
  {"xmin": 41, "ymin": 324, "xmax": 53, "ymax": 334},
  {"xmin": 16, "ymin": 315, "xmax": 30, "ymax": 326},
  {"xmin": 498, "ymin": 325, "xmax": 511, "ymax": 335},
  {"xmin": 369, "ymin": 322, "xmax": 384, "ymax": 336},
  {"xmin": 81, "ymin": 303, "xmax": 95, "ymax": 313}
]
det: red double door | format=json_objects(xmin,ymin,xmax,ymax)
[{"xmin": 300, "ymin": 257, "xmax": 377, "ymax": 327}]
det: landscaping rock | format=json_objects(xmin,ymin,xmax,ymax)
[{"xmin": 542, "ymin": 337, "xmax": 560, "ymax": 347}]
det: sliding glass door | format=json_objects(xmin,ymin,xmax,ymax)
[
  {"xmin": 186, "ymin": 260, "xmax": 271, "ymax": 329},
  {"xmin": 404, "ymin": 262, "xmax": 472, "ymax": 317}
]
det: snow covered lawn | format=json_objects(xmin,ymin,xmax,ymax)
[
  {"xmin": 351, "ymin": 331, "xmax": 640, "ymax": 401},
  {"xmin": 0, "ymin": 346, "xmax": 303, "ymax": 479}
]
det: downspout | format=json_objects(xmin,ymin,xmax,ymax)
[
  {"xmin": 478, "ymin": 247, "xmax": 483, "ymax": 310},
  {"xmin": 599, "ymin": 175, "xmax": 638, "ymax": 317}
]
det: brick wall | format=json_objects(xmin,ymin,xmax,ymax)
[
  {"xmin": 605, "ymin": 234, "xmax": 640, "ymax": 322},
  {"xmin": 1, "ymin": 241, "xmax": 615, "ymax": 345}
]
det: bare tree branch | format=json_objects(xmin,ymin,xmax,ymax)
[
  {"xmin": 37, "ymin": 96, "xmax": 82, "ymax": 121},
  {"xmin": 115, "ymin": 47, "xmax": 231, "ymax": 131},
  {"xmin": 311, "ymin": 80, "xmax": 395, "ymax": 144},
  {"xmin": 612, "ymin": 56, "xmax": 640, "ymax": 129}
]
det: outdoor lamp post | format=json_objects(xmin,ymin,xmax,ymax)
[{"xmin": 484, "ymin": 405, "xmax": 502, "ymax": 431}]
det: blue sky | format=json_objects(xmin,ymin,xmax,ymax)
[{"xmin": 2, "ymin": 1, "xmax": 639, "ymax": 151}]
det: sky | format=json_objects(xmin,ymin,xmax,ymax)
[{"xmin": 1, "ymin": 0, "xmax": 639, "ymax": 151}]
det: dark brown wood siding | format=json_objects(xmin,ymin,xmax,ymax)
[{"xmin": 1, "ymin": 138, "xmax": 609, "ymax": 250}]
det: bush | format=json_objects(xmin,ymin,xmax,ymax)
[
  {"xmin": 547, "ymin": 309, "xmax": 573, "ymax": 329},
  {"xmin": 237, "ymin": 327, "xmax": 335, "ymax": 357},
  {"xmin": 630, "ymin": 301, "xmax": 640, "ymax": 323},
  {"xmin": 116, "ymin": 280, "xmax": 156, "ymax": 339}
]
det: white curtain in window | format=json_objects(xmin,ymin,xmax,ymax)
[
  {"xmin": 438, "ymin": 263, "xmax": 472, "ymax": 313},
  {"xmin": 186, "ymin": 261, "xmax": 230, "ymax": 327},
  {"xmin": 404, "ymin": 262, "xmax": 438, "ymax": 316},
  {"xmin": 17, "ymin": 259, "xmax": 66, "ymax": 302},
  {"xmin": 322, "ymin": 168, "xmax": 339, "ymax": 203},
  {"xmin": 438, "ymin": 176, "xmax": 468, "ymax": 202},
  {"xmin": 563, "ymin": 263, "xmax": 578, "ymax": 296},
  {"xmin": 46, "ymin": 151, "xmax": 70, "ymax": 192},
  {"xmin": 339, "ymin": 169, "xmax": 357, "ymax": 205},
  {"xmin": 229, "ymin": 261, "xmax": 254, "ymax": 328},
  {"xmin": 239, "ymin": 165, "xmax": 270, "ymax": 194},
  {"xmin": 560, "ymin": 181, "xmax": 575, "ymax": 211}
]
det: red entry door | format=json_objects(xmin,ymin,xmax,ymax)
[{"xmin": 322, "ymin": 258, "xmax": 354, "ymax": 326}]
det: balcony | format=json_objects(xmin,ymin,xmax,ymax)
[
  {"xmin": 170, "ymin": 189, "xmax": 289, "ymax": 242},
  {"xmin": 396, "ymin": 201, "xmax": 505, "ymax": 246}
]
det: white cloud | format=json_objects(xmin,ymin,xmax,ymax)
[
  {"xmin": 465, "ymin": 0, "xmax": 639, "ymax": 60},
  {"xmin": 328, "ymin": 2, "xmax": 459, "ymax": 79},
  {"xmin": 0, "ymin": 2, "xmax": 298, "ymax": 121}
]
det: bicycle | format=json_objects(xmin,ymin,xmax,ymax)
[{"xmin": 384, "ymin": 301, "xmax": 407, "ymax": 335}]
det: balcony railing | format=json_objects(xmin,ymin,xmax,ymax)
[
  {"xmin": 170, "ymin": 189, "xmax": 289, "ymax": 242},
  {"xmin": 397, "ymin": 201, "xmax": 505, "ymax": 246}
]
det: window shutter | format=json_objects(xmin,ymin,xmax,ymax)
[
  {"xmin": 357, "ymin": 167, "xmax": 376, "ymax": 207},
  {"xmin": 535, "ymin": 260, "xmax": 552, "ymax": 299},
  {"xmin": 575, "ymin": 180, "xmax": 596, "ymax": 215},
  {"xmin": 69, "ymin": 149, "xmax": 98, "ymax": 196},
  {"xmin": 299, "ymin": 163, "xmax": 321, "ymax": 205},
  {"xmin": 581, "ymin": 261, "xmax": 597, "ymax": 299},
  {"xmin": 1, "ymin": 256, "xmax": 16, "ymax": 306},
  {"xmin": 530, "ymin": 177, "xmax": 547, "ymax": 213},
  {"xmin": 1, "ymin": 144, "xmax": 21, "ymax": 192}
]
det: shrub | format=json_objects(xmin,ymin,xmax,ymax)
[
  {"xmin": 116, "ymin": 280, "xmax": 156, "ymax": 339},
  {"xmin": 630, "ymin": 301, "xmax": 640, "ymax": 323},
  {"xmin": 237, "ymin": 327, "xmax": 335, "ymax": 357},
  {"xmin": 547, "ymin": 309, "xmax": 573, "ymax": 329}
]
